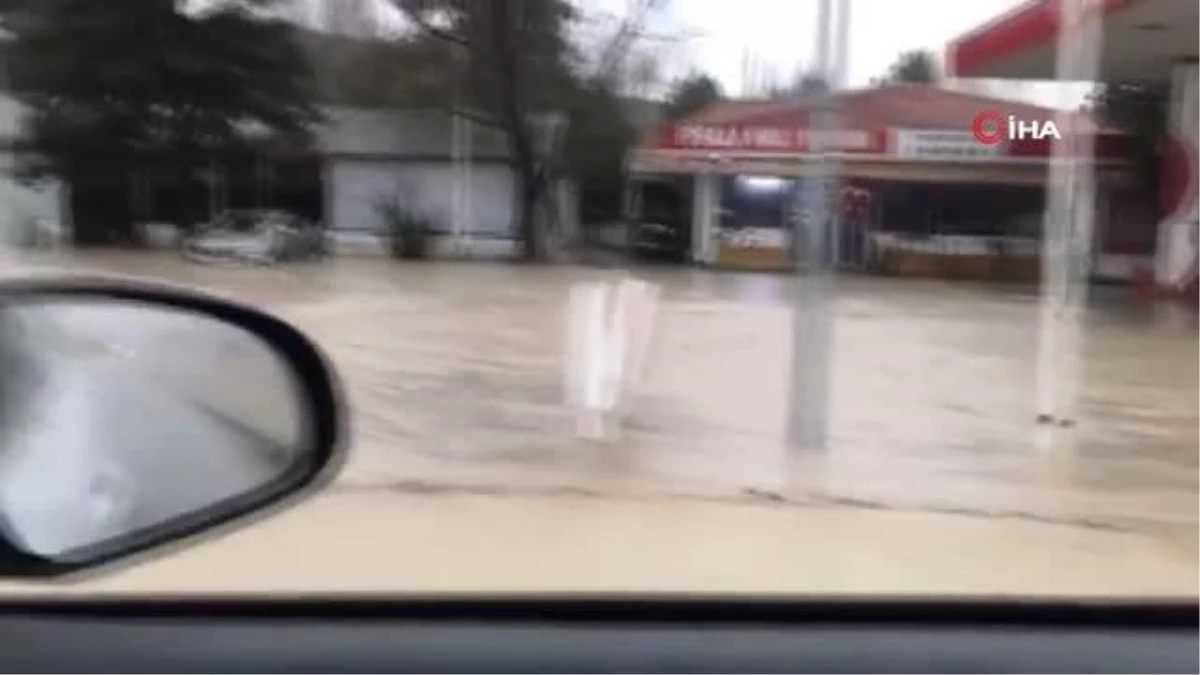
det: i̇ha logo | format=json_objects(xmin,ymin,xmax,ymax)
[{"xmin": 971, "ymin": 108, "xmax": 1061, "ymax": 145}]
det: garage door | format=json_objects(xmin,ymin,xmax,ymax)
[{"xmin": 328, "ymin": 159, "xmax": 515, "ymax": 236}]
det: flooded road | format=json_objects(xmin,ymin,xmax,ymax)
[{"xmin": 5, "ymin": 250, "xmax": 1194, "ymax": 536}]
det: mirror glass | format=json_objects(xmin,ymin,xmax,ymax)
[{"xmin": 0, "ymin": 295, "xmax": 313, "ymax": 562}]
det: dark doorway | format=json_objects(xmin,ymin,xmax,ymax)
[
  {"xmin": 150, "ymin": 172, "xmax": 210, "ymax": 231},
  {"xmin": 633, "ymin": 178, "xmax": 691, "ymax": 263},
  {"xmin": 66, "ymin": 152, "xmax": 325, "ymax": 242},
  {"xmin": 69, "ymin": 174, "xmax": 136, "ymax": 245},
  {"xmin": 272, "ymin": 156, "xmax": 324, "ymax": 224},
  {"xmin": 224, "ymin": 153, "xmax": 323, "ymax": 224}
]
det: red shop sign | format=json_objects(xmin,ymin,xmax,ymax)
[{"xmin": 658, "ymin": 123, "xmax": 880, "ymax": 153}]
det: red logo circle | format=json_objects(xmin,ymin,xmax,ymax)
[
  {"xmin": 971, "ymin": 109, "xmax": 1006, "ymax": 145},
  {"xmin": 1160, "ymin": 137, "xmax": 1196, "ymax": 220}
]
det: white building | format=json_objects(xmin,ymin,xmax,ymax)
[
  {"xmin": 0, "ymin": 23, "xmax": 577, "ymax": 256},
  {"xmin": 0, "ymin": 93, "xmax": 65, "ymax": 247},
  {"xmin": 316, "ymin": 104, "xmax": 538, "ymax": 256}
]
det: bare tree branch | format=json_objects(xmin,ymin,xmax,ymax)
[
  {"xmin": 373, "ymin": 0, "xmax": 675, "ymax": 260},
  {"xmin": 532, "ymin": 0, "xmax": 669, "ymax": 187},
  {"xmin": 388, "ymin": 0, "xmax": 469, "ymax": 46},
  {"xmin": 591, "ymin": 0, "xmax": 661, "ymax": 84}
]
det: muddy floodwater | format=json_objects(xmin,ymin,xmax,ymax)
[{"xmin": 4, "ymin": 250, "xmax": 1197, "ymax": 534}]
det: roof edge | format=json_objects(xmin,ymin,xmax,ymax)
[
  {"xmin": 662, "ymin": 84, "xmax": 1106, "ymax": 128},
  {"xmin": 945, "ymin": 0, "xmax": 1147, "ymax": 79}
]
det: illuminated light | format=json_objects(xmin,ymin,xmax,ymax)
[{"xmin": 738, "ymin": 176, "xmax": 787, "ymax": 192}]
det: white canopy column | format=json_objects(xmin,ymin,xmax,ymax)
[
  {"xmin": 690, "ymin": 173, "xmax": 718, "ymax": 264},
  {"xmin": 1154, "ymin": 60, "xmax": 1198, "ymax": 291}
]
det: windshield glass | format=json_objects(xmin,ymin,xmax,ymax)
[{"xmin": 0, "ymin": 0, "xmax": 1195, "ymax": 598}]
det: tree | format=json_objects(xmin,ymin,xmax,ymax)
[
  {"xmin": 1090, "ymin": 82, "xmax": 1169, "ymax": 138},
  {"xmin": 561, "ymin": 80, "xmax": 637, "ymax": 224},
  {"xmin": 388, "ymin": 0, "xmax": 668, "ymax": 261},
  {"xmin": 1, "ymin": 0, "xmax": 322, "ymax": 242},
  {"xmin": 765, "ymin": 70, "xmax": 830, "ymax": 100},
  {"xmin": 663, "ymin": 73, "xmax": 721, "ymax": 121},
  {"xmin": 793, "ymin": 71, "xmax": 830, "ymax": 96},
  {"xmin": 884, "ymin": 49, "xmax": 940, "ymax": 84}
]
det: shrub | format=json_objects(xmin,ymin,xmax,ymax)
[{"xmin": 374, "ymin": 194, "xmax": 439, "ymax": 260}]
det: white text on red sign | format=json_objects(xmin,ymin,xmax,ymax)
[{"xmin": 673, "ymin": 125, "xmax": 873, "ymax": 151}]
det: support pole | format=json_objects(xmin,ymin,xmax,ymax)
[
  {"xmin": 1034, "ymin": 0, "xmax": 1102, "ymax": 427},
  {"xmin": 786, "ymin": 0, "xmax": 848, "ymax": 451}
]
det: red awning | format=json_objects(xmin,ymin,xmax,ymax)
[{"xmin": 945, "ymin": 0, "xmax": 1149, "ymax": 78}]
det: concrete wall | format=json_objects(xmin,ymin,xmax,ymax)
[
  {"xmin": 326, "ymin": 230, "xmax": 518, "ymax": 259},
  {"xmin": 0, "ymin": 95, "xmax": 66, "ymax": 246}
]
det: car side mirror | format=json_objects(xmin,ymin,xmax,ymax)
[{"xmin": 0, "ymin": 279, "xmax": 346, "ymax": 578}]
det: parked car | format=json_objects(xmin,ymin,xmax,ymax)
[
  {"xmin": 182, "ymin": 210, "xmax": 327, "ymax": 265},
  {"xmin": 631, "ymin": 220, "xmax": 688, "ymax": 262}
]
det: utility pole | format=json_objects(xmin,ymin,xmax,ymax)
[{"xmin": 786, "ymin": 0, "xmax": 849, "ymax": 451}]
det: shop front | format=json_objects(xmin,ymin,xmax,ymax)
[
  {"xmin": 628, "ymin": 85, "xmax": 1135, "ymax": 279},
  {"xmin": 946, "ymin": 0, "xmax": 1198, "ymax": 296}
]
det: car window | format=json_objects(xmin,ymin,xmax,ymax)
[{"xmin": 0, "ymin": 0, "xmax": 1195, "ymax": 598}]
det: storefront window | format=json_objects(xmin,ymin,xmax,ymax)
[{"xmin": 718, "ymin": 175, "xmax": 794, "ymax": 231}]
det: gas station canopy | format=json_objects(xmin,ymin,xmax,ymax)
[{"xmin": 945, "ymin": 0, "xmax": 1198, "ymax": 83}]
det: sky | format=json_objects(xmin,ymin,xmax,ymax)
[
  {"xmin": 290, "ymin": 0, "xmax": 1090, "ymax": 108},
  {"xmin": 622, "ymin": 0, "xmax": 1089, "ymax": 107},
  {"xmin": 291, "ymin": 0, "xmax": 1024, "ymax": 86},
  {"xmin": 620, "ymin": 0, "xmax": 1025, "ymax": 89}
]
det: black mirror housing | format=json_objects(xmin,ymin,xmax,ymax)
[{"xmin": 0, "ymin": 278, "xmax": 347, "ymax": 578}]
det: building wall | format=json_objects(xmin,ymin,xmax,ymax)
[
  {"xmin": 0, "ymin": 95, "xmax": 66, "ymax": 246},
  {"xmin": 0, "ymin": 152, "xmax": 64, "ymax": 246},
  {"xmin": 0, "ymin": 93, "xmax": 21, "ymax": 139},
  {"xmin": 317, "ymin": 105, "xmax": 583, "ymax": 247},
  {"xmin": 315, "ymin": 106, "xmax": 512, "ymax": 158},
  {"xmin": 319, "ymin": 105, "xmax": 520, "ymax": 239},
  {"xmin": 0, "ymin": 96, "xmax": 568, "ymax": 250},
  {"xmin": 327, "ymin": 158, "xmax": 515, "ymax": 236}
]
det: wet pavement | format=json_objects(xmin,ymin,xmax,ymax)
[{"xmin": 2, "ymin": 250, "xmax": 1197, "ymax": 534}]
